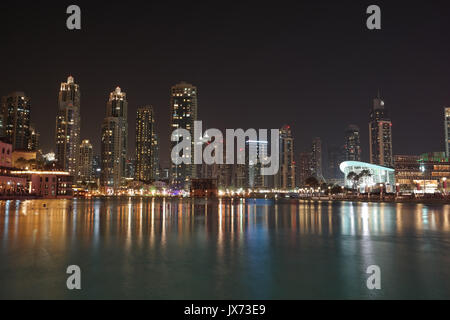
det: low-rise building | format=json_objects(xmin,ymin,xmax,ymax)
[
  {"xmin": 395, "ymin": 153, "xmax": 450, "ymax": 193},
  {"xmin": 340, "ymin": 161, "xmax": 395, "ymax": 193}
]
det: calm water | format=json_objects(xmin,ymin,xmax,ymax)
[{"xmin": 0, "ymin": 198, "xmax": 449, "ymax": 300}]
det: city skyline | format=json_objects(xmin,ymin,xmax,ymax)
[{"xmin": 1, "ymin": 2, "xmax": 450, "ymax": 165}]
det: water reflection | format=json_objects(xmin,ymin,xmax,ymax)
[{"xmin": 0, "ymin": 199, "xmax": 449, "ymax": 299}]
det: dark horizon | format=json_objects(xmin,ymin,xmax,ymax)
[{"xmin": 2, "ymin": 1, "xmax": 450, "ymax": 167}]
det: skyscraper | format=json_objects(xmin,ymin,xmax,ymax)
[
  {"xmin": 0, "ymin": 114, "xmax": 5, "ymax": 138},
  {"xmin": 77, "ymin": 139, "xmax": 93, "ymax": 185},
  {"xmin": 298, "ymin": 152, "xmax": 312, "ymax": 186},
  {"xmin": 369, "ymin": 93, "xmax": 393, "ymax": 167},
  {"xmin": 445, "ymin": 107, "xmax": 450, "ymax": 158},
  {"xmin": 152, "ymin": 133, "xmax": 160, "ymax": 180},
  {"xmin": 247, "ymin": 139, "xmax": 271, "ymax": 189},
  {"xmin": 55, "ymin": 76, "xmax": 80, "ymax": 175},
  {"xmin": 28, "ymin": 123, "xmax": 40, "ymax": 151},
  {"xmin": 101, "ymin": 87, "xmax": 128, "ymax": 189},
  {"xmin": 169, "ymin": 81, "xmax": 198, "ymax": 189},
  {"xmin": 135, "ymin": 105, "xmax": 157, "ymax": 183},
  {"xmin": 344, "ymin": 124, "xmax": 361, "ymax": 161},
  {"xmin": 311, "ymin": 137, "xmax": 323, "ymax": 181},
  {"xmin": 277, "ymin": 125, "xmax": 296, "ymax": 189},
  {"xmin": 327, "ymin": 145, "xmax": 345, "ymax": 185},
  {"xmin": 1, "ymin": 92, "xmax": 31, "ymax": 150}
]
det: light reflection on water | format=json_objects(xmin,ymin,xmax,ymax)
[{"xmin": 0, "ymin": 198, "xmax": 450, "ymax": 299}]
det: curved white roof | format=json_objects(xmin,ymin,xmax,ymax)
[{"xmin": 339, "ymin": 161, "xmax": 395, "ymax": 173}]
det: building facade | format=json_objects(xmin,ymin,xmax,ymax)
[
  {"xmin": 247, "ymin": 139, "xmax": 272, "ymax": 189},
  {"xmin": 101, "ymin": 87, "xmax": 128, "ymax": 189},
  {"xmin": 1, "ymin": 92, "xmax": 31, "ymax": 151},
  {"xmin": 311, "ymin": 137, "xmax": 323, "ymax": 181},
  {"xmin": 445, "ymin": 107, "xmax": 450, "ymax": 158},
  {"xmin": 395, "ymin": 153, "xmax": 450, "ymax": 193},
  {"xmin": 340, "ymin": 161, "xmax": 395, "ymax": 193},
  {"xmin": 369, "ymin": 94, "xmax": 393, "ymax": 168},
  {"xmin": 277, "ymin": 125, "xmax": 296, "ymax": 189},
  {"xmin": 55, "ymin": 76, "xmax": 80, "ymax": 175},
  {"xmin": 135, "ymin": 106, "xmax": 157, "ymax": 183},
  {"xmin": 344, "ymin": 124, "xmax": 361, "ymax": 161},
  {"xmin": 77, "ymin": 139, "xmax": 93, "ymax": 185},
  {"xmin": 298, "ymin": 152, "xmax": 312, "ymax": 186},
  {"xmin": 326, "ymin": 145, "xmax": 345, "ymax": 185},
  {"xmin": 169, "ymin": 82, "xmax": 198, "ymax": 189},
  {"xmin": 28, "ymin": 123, "xmax": 40, "ymax": 151}
]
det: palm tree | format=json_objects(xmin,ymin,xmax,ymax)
[
  {"xmin": 347, "ymin": 170, "xmax": 372, "ymax": 194},
  {"xmin": 347, "ymin": 171, "xmax": 358, "ymax": 190}
]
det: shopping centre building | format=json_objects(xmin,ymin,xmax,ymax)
[
  {"xmin": 394, "ymin": 152, "xmax": 450, "ymax": 193},
  {"xmin": 340, "ymin": 161, "xmax": 396, "ymax": 193}
]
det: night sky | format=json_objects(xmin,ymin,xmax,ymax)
[{"xmin": 2, "ymin": 1, "xmax": 450, "ymax": 167}]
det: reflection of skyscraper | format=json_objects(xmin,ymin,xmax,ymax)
[
  {"xmin": 101, "ymin": 87, "xmax": 128, "ymax": 189},
  {"xmin": 445, "ymin": 107, "xmax": 450, "ymax": 158},
  {"xmin": 169, "ymin": 82, "xmax": 198, "ymax": 189},
  {"xmin": 344, "ymin": 124, "xmax": 361, "ymax": 161},
  {"xmin": 311, "ymin": 137, "xmax": 323, "ymax": 181},
  {"xmin": 277, "ymin": 125, "xmax": 296, "ymax": 189},
  {"xmin": 55, "ymin": 76, "xmax": 80, "ymax": 174},
  {"xmin": 135, "ymin": 106, "xmax": 157, "ymax": 183},
  {"xmin": 1, "ymin": 92, "xmax": 31, "ymax": 151},
  {"xmin": 369, "ymin": 93, "xmax": 393, "ymax": 167}
]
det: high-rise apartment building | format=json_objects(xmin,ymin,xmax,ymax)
[
  {"xmin": 152, "ymin": 132, "xmax": 160, "ymax": 180},
  {"xmin": 169, "ymin": 82, "xmax": 198, "ymax": 189},
  {"xmin": 369, "ymin": 93, "xmax": 393, "ymax": 167},
  {"xmin": 311, "ymin": 137, "xmax": 323, "ymax": 181},
  {"xmin": 28, "ymin": 123, "xmax": 40, "ymax": 151},
  {"xmin": 77, "ymin": 139, "xmax": 93, "ymax": 185},
  {"xmin": 1, "ymin": 92, "xmax": 31, "ymax": 151},
  {"xmin": 277, "ymin": 125, "xmax": 296, "ymax": 189},
  {"xmin": 55, "ymin": 76, "xmax": 80, "ymax": 175},
  {"xmin": 101, "ymin": 87, "xmax": 128, "ymax": 189},
  {"xmin": 444, "ymin": 107, "xmax": 450, "ymax": 158},
  {"xmin": 135, "ymin": 106, "xmax": 158, "ymax": 183},
  {"xmin": 298, "ymin": 152, "xmax": 312, "ymax": 186},
  {"xmin": 344, "ymin": 124, "xmax": 361, "ymax": 161},
  {"xmin": 327, "ymin": 145, "xmax": 345, "ymax": 185},
  {"xmin": 247, "ymin": 139, "xmax": 271, "ymax": 189}
]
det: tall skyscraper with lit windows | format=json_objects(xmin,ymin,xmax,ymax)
[
  {"xmin": 55, "ymin": 76, "xmax": 80, "ymax": 175},
  {"xmin": 169, "ymin": 81, "xmax": 198, "ymax": 189},
  {"xmin": 135, "ymin": 105, "xmax": 158, "ymax": 183},
  {"xmin": 311, "ymin": 137, "xmax": 323, "ymax": 181},
  {"xmin": 369, "ymin": 93, "xmax": 393, "ymax": 167},
  {"xmin": 77, "ymin": 139, "xmax": 94, "ymax": 185},
  {"xmin": 298, "ymin": 152, "xmax": 312, "ymax": 186},
  {"xmin": 277, "ymin": 125, "xmax": 296, "ymax": 189},
  {"xmin": 344, "ymin": 124, "xmax": 361, "ymax": 161},
  {"xmin": 444, "ymin": 107, "xmax": 450, "ymax": 158},
  {"xmin": 1, "ymin": 91, "xmax": 31, "ymax": 151},
  {"xmin": 101, "ymin": 87, "xmax": 128, "ymax": 189}
]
